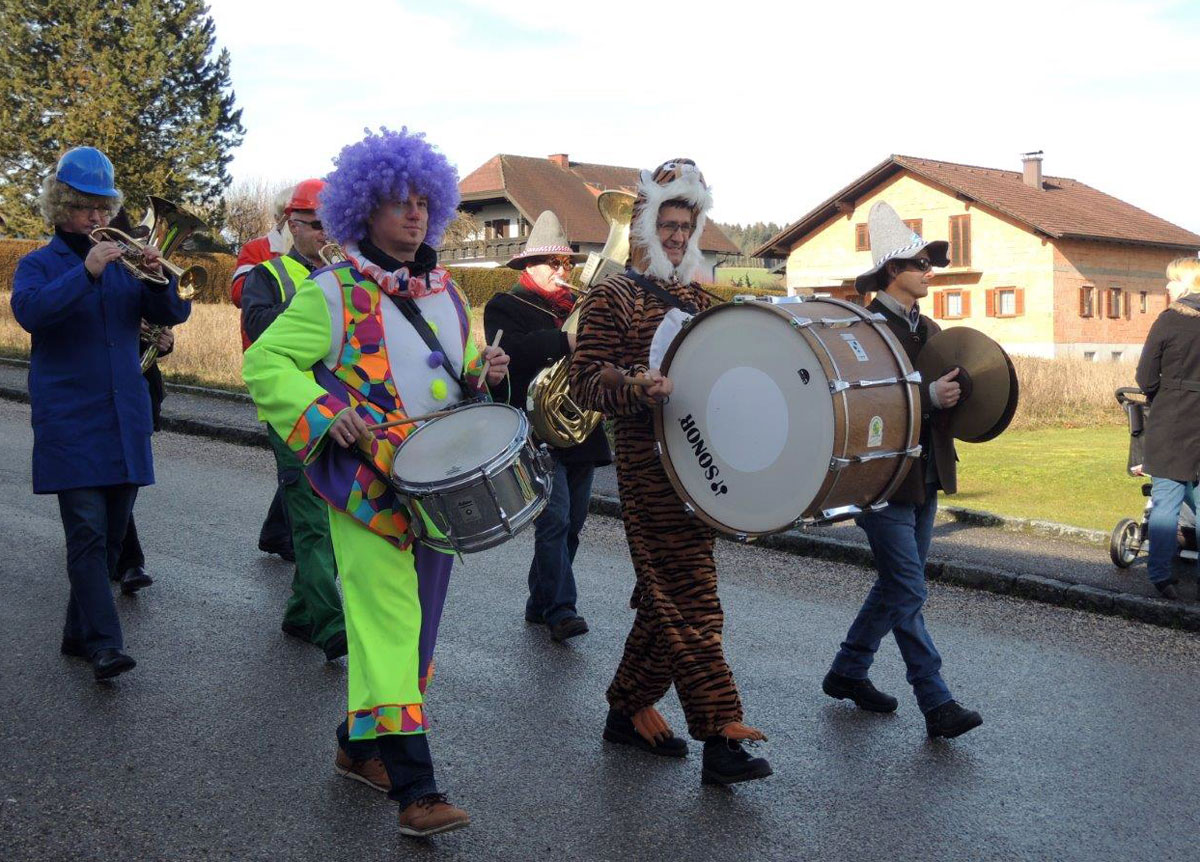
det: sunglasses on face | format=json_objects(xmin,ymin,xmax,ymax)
[
  {"xmin": 291, "ymin": 217, "xmax": 323, "ymax": 231},
  {"xmin": 537, "ymin": 257, "xmax": 574, "ymax": 271},
  {"xmin": 902, "ymin": 258, "xmax": 933, "ymax": 272}
]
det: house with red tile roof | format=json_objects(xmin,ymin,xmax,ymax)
[
  {"xmin": 754, "ymin": 154, "xmax": 1200, "ymax": 361},
  {"xmin": 445, "ymin": 153, "xmax": 739, "ymax": 280}
]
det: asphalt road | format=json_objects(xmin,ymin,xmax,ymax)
[{"xmin": 1, "ymin": 398, "xmax": 1198, "ymax": 862}]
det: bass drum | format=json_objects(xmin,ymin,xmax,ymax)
[{"xmin": 654, "ymin": 297, "xmax": 921, "ymax": 539}]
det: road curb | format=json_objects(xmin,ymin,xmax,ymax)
[
  {"xmin": 588, "ymin": 492, "xmax": 1199, "ymax": 634},
  {"xmin": 1, "ymin": 378, "xmax": 1193, "ymax": 634}
]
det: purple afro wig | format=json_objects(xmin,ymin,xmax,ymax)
[{"xmin": 318, "ymin": 127, "xmax": 460, "ymax": 247}]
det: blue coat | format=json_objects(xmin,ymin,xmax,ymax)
[{"xmin": 10, "ymin": 235, "xmax": 192, "ymax": 493}]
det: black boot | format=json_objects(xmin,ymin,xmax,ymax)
[
  {"xmin": 1152, "ymin": 579, "xmax": 1182, "ymax": 600},
  {"xmin": 822, "ymin": 670, "xmax": 899, "ymax": 713},
  {"xmin": 602, "ymin": 709, "xmax": 688, "ymax": 757},
  {"xmin": 701, "ymin": 737, "xmax": 772, "ymax": 785},
  {"xmin": 925, "ymin": 700, "xmax": 983, "ymax": 739}
]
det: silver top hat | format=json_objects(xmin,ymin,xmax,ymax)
[
  {"xmin": 854, "ymin": 201, "xmax": 949, "ymax": 294},
  {"xmin": 506, "ymin": 211, "xmax": 586, "ymax": 270}
]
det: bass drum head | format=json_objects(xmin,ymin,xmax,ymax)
[
  {"xmin": 658, "ymin": 303, "xmax": 834, "ymax": 535},
  {"xmin": 392, "ymin": 402, "xmax": 524, "ymax": 485}
]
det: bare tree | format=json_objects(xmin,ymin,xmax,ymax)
[
  {"xmin": 223, "ymin": 177, "xmax": 294, "ymax": 250},
  {"xmin": 441, "ymin": 210, "xmax": 482, "ymax": 246}
]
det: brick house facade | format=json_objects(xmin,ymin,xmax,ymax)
[{"xmin": 754, "ymin": 155, "xmax": 1200, "ymax": 361}]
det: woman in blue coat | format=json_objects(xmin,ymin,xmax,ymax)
[{"xmin": 10, "ymin": 147, "xmax": 191, "ymax": 681}]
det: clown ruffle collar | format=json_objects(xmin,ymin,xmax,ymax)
[{"xmin": 343, "ymin": 241, "xmax": 445, "ymax": 299}]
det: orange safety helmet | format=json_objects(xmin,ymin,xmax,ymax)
[{"xmin": 285, "ymin": 178, "xmax": 326, "ymax": 215}]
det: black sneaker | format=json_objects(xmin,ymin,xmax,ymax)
[
  {"xmin": 701, "ymin": 737, "xmax": 772, "ymax": 785},
  {"xmin": 322, "ymin": 631, "xmax": 348, "ymax": 662},
  {"xmin": 549, "ymin": 616, "xmax": 588, "ymax": 642},
  {"xmin": 258, "ymin": 539, "xmax": 295, "ymax": 562},
  {"xmin": 822, "ymin": 670, "xmax": 898, "ymax": 713},
  {"xmin": 1152, "ymin": 579, "xmax": 1182, "ymax": 600},
  {"xmin": 281, "ymin": 621, "xmax": 314, "ymax": 643},
  {"xmin": 602, "ymin": 709, "xmax": 688, "ymax": 758},
  {"xmin": 119, "ymin": 566, "xmax": 153, "ymax": 595},
  {"xmin": 925, "ymin": 700, "xmax": 983, "ymax": 739}
]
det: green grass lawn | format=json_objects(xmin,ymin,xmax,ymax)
[
  {"xmin": 713, "ymin": 267, "xmax": 782, "ymax": 288},
  {"xmin": 951, "ymin": 425, "xmax": 1139, "ymax": 532}
]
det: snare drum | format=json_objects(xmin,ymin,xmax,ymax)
[
  {"xmin": 654, "ymin": 297, "xmax": 920, "ymax": 539},
  {"xmin": 390, "ymin": 402, "xmax": 554, "ymax": 553}
]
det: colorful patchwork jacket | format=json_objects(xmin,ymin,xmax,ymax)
[{"xmin": 242, "ymin": 259, "xmax": 488, "ymax": 547}]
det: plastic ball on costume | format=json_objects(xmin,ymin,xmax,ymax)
[
  {"xmin": 431, "ymin": 379, "xmax": 448, "ymax": 400},
  {"xmin": 426, "ymin": 351, "xmax": 444, "ymax": 369}
]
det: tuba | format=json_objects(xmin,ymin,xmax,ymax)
[{"xmin": 526, "ymin": 190, "xmax": 635, "ymax": 448}]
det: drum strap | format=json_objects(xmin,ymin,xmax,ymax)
[{"xmin": 624, "ymin": 269, "xmax": 698, "ymax": 316}]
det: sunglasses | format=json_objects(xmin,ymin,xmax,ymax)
[
  {"xmin": 291, "ymin": 217, "xmax": 324, "ymax": 231},
  {"xmin": 537, "ymin": 257, "xmax": 574, "ymax": 271},
  {"xmin": 900, "ymin": 257, "xmax": 933, "ymax": 272}
]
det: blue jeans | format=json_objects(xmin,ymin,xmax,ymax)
[
  {"xmin": 526, "ymin": 459, "xmax": 594, "ymax": 625},
  {"xmin": 57, "ymin": 484, "xmax": 139, "ymax": 657},
  {"xmin": 337, "ymin": 720, "xmax": 435, "ymax": 809},
  {"xmin": 1147, "ymin": 477, "xmax": 1197, "ymax": 585},
  {"xmin": 831, "ymin": 485, "xmax": 952, "ymax": 714}
]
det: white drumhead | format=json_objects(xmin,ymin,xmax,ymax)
[
  {"xmin": 660, "ymin": 303, "xmax": 835, "ymax": 534},
  {"xmin": 392, "ymin": 403, "xmax": 523, "ymax": 483}
]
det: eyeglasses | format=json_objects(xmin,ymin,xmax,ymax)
[
  {"xmin": 547, "ymin": 257, "xmax": 574, "ymax": 271},
  {"xmin": 902, "ymin": 258, "xmax": 934, "ymax": 272},
  {"xmin": 657, "ymin": 221, "xmax": 694, "ymax": 237},
  {"xmin": 290, "ymin": 217, "xmax": 324, "ymax": 231}
]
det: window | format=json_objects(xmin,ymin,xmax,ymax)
[
  {"xmin": 1080, "ymin": 285, "xmax": 1095, "ymax": 317},
  {"xmin": 933, "ymin": 289, "xmax": 970, "ymax": 319},
  {"xmin": 1105, "ymin": 287, "xmax": 1123, "ymax": 319},
  {"xmin": 986, "ymin": 287, "xmax": 1024, "ymax": 317},
  {"xmin": 1111, "ymin": 351, "xmax": 1124, "ymax": 362},
  {"xmin": 855, "ymin": 223, "xmax": 870, "ymax": 251},
  {"xmin": 949, "ymin": 214, "xmax": 971, "ymax": 267},
  {"xmin": 1140, "ymin": 291, "xmax": 1148, "ymax": 314},
  {"xmin": 1083, "ymin": 351, "xmax": 1096, "ymax": 362},
  {"xmin": 903, "ymin": 218, "xmax": 923, "ymax": 237}
]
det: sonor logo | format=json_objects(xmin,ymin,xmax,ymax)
[{"xmin": 679, "ymin": 414, "xmax": 729, "ymax": 496}]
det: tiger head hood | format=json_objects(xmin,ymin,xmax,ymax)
[{"xmin": 628, "ymin": 158, "xmax": 713, "ymax": 284}]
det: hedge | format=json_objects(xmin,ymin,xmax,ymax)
[
  {"xmin": 2, "ymin": 238, "xmax": 783, "ymax": 309},
  {"xmin": 1, "ymin": 238, "xmax": 235, "ymax": 304}
]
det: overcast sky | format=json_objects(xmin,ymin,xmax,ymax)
[{"xmin": 206, "ymin": 0, "xmax": 1200, "ymax": 235}]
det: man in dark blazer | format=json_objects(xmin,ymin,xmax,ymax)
[
  {"xmin": 1135, "ymin": 257, "xmax": 1200, "ymax": 600},
  {"xmin": 822, "ymin": 202, "xmax": 982, "ymax": 739},
  {"xmin": 484, "ymin": 211, "xmax": 611, "ymax": 642},
  {"xmin": 10, "ymin": 147, "xmax": 191, "ymax": 682}
]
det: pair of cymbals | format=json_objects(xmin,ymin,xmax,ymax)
[{"xmin": 915, "ymin": 328, "xmax": 1019, "ymax": 443}]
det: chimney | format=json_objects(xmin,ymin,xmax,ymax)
[
  {"xmin": 548, "ymin": 153, "xmax": 569, "ymax": 169},
  {"xmin": 1021, "ymin": 150, "xmax": 1044, "ymax": 190}
]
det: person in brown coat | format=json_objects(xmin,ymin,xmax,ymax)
[
  {"xmin": 823, "ymin": 202, "xmax": 983, "ymax": 740},
  {"xmin": 1135, "ymin": 257, "xmax": 1200, "ymax": 600}
]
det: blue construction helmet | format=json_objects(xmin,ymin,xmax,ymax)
[{"xmin": 55, "ymin": 147, "xmax": 119, "ymax": 197}]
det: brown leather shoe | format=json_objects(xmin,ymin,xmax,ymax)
[
  {"xmin": 397, "ymin": 793, "xmax": 470, "ymax": 838},
  {"xmin": 334, "ymin": 748, "xmax": 389, "ymax": 793}
]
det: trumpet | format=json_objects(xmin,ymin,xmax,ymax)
[{"xmin": 318, "ymin": 242, "xmax": 347, "ymax": 265}]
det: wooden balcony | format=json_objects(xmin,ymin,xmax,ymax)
[{"xmin": 438, "ymin": 238, "xmax": 526, "ymax": 264}]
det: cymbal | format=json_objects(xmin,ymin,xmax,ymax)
[{"xmin": 916, "ymin": 327, "xmax": 1020, "ymax": 442}]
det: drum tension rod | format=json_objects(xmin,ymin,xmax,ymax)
[
  {"xmin": 828, "ymin": 371, "xmax": 921, "ymax": 394},
  {"xmin": 829, "ymin": 446, "xmax": 922, "ymax": 470}
]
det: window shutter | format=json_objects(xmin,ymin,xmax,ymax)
[
  {"xmin": 962, "ymin": 290, "xmax": 972, "ymax": 317},
  {"xmin": 933, "ymin": 291, "xmax": 945, "ymax": 318},
  {"xmin": 1079, "ymin": 287, "xmax": 1087, "ymax": 317},
  {"xmin": 985, "ymin": 288, "xmax": 996, "ymax": 317},
  {"xmin": 1014, "ymin": 288, "xmax": 1024, "ymax": 316}
]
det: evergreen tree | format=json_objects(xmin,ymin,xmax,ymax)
[{"xmin": 0, "ymin": 0, "xmax": 244, "ymax": 237}]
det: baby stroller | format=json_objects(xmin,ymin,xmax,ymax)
[{"xmin": 1109, "ymin": 387, "xmax": 1198, "ymax": 567}]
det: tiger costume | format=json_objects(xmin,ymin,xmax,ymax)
[{"xmin": 569, "ymin": 159, "xmax": 772, "ymax": 785}]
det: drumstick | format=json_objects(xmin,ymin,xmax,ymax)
[
  {"xmin": 366, "ymin": 408, "xmax": 457, "ymax": 432},
  {"xmin": 478, "ymin": 329, "xmax": 503, "ymax": 389},
  {"xmin": 598, "ymin": 367, "xmax": 654, "ymax": 388}
]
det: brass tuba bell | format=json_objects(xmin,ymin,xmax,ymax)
[{"xmin": 526, "ymin": 190, "xmax": 635, "ymax": 448}]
